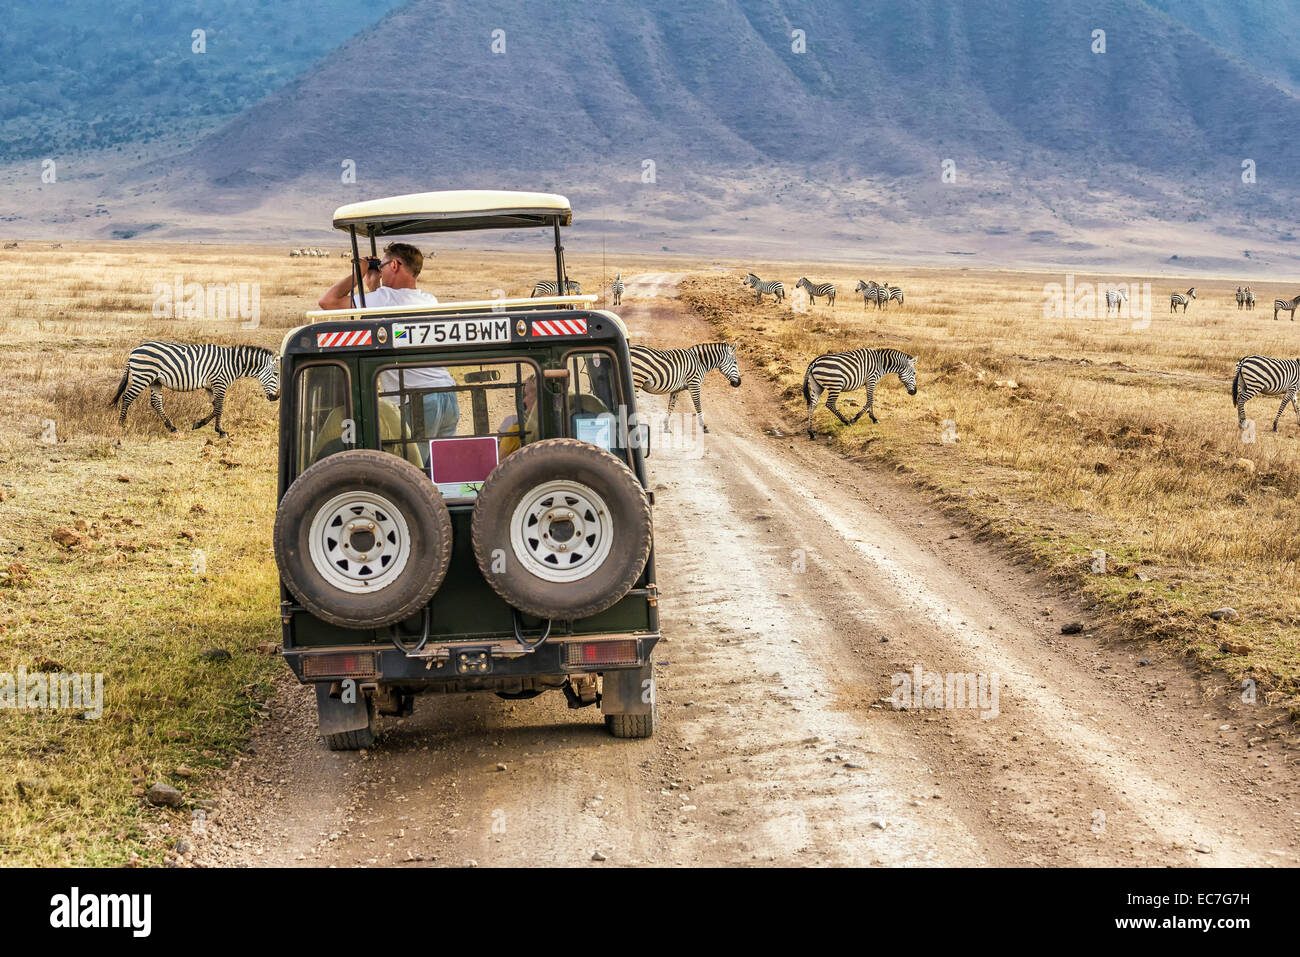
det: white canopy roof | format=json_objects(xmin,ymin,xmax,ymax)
[{"xmin": 332, "ymin": 190, "xmax": 572, "ymax": 236}]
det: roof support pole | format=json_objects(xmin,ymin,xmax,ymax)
[
  {"xmin": 553, "ymin": 218, "xmax": 566, "ymax": 297},
  {"xmin": 349, "ymin": 225, "xmax": 366, "ymax": 308}
]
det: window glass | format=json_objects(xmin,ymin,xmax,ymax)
[
  {"xmin": 376, "ymin": 361, "xmax": 539, "ymax": 493},
  {"xmin": 294, "ymin": 364, "xmax": 351, "ymax": 475},
  {"xmin": 565, "ymin": 351, "xmax": 621, "ymax": 452}
]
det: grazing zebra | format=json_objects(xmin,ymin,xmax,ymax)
[
  {"xmin": 802, "ymin": 347, "xmax": 917, "ymax": 439},
  {"xmin": 854, "ymin": 280, "xmax": 884, "ymax": 309},
  {"xmin": 110, "ymin": 341, "xmax": 280, "ymax": 436},
  {"xmin": 1105, "ymin": 288, "xmax": 1128, "ymax": 314},
  {"xmin": 1236, "ymin": 287, "xmax": 1245, "ymax": 310},
  {"xmin": 795, "ymin": 277, "xmax": 836, "ymax": 306},
  {"xmin": 611, "ymin": 273, "xmax": 625, "ymax": 306},
  {"xmin": 531, "ymin": 278, "xmax": 581, "ymax": 297},
  {"xmin": 741, "ymin": 273, "xmax": 785, "ymax": 303},
  {"xmin": 629, "ymin": 342, "xmax": 741, "ymax": 434},
  {"xmin": 1246, "ymin": 287, "xmax": 1256, "ymax": 309},
  {"xmin": 1170, "ymin": 287, "xmax": 1196, "ymax": 313},
  {"xmin": 1233, "ymin": 355, "xmax": 1300, "ymax": 432},
  {"xmin": 1274, "ymin": 294, "xmax": 1300, "ymax": 321}
]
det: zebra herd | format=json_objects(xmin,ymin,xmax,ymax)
[
  {"xmin": 742, "ymin": 273, "xmax": 906, "ymax": 310},
  {"xmin": 288, "ymin": 248, "xmax": 337, "ymax": 257},
  {"xmin": 632, "ymin": 338, "xmax": 917, "ymax": 441},
  {"xmin": 1165, "ymin": 284, "xmax": 1300, "ymax": 320},
  {"xmin": 854, "ymin": 280, "xmax": 904, "ymax": 309}
]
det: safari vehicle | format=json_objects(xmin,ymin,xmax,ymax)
[{"xmin": 273, "ymin": 190, "xmax": 659, "ymax": 749}]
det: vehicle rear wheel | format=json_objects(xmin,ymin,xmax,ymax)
[
  {"xmin": 471, "ymin": 439, "xmax": 652, "ymax": 620},
  {"xmin": 605, "ymin": 702, "xmax": 657, "ymax": 739},
  {"xmin": 274, "ymin": 449, "xmax": 452, "ymax": 629}
]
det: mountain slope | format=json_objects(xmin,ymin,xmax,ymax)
[{"xmin": 14, "ymin": 0, "xmax": 1300, "ymax": 270}]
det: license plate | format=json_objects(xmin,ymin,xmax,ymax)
[{"xmin": 391, "ymin": 318, "xmax": 511, "ymax": 347}]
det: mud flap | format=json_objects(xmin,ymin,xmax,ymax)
[
  {"xmin": 600, "ymin": 663, "xmax": 654, "ymax": 716},
  {"xmin": 314, "ymin": 682, "xmax": 372, "ymax": 735}
]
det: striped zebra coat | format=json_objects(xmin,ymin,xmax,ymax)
[
  {"xmin": 1105, "ymin": 288, "xmax": 1128, "ymax": 314},
  {"xmin": 854, "ymin": 280, "xmax": 884, "ymax": 309},
  {"xmin": 1170, "ymin": 287, "xmax": 1196, "ymax": 313},
  {"xmin": 1233, "ymin": 355, "xmax": 1300, "ymax": 431},
  {"xmin": 629, "ymin": 342, "xmax": 741, "ymax": 434},
  {"xmin": 802, "ymin": 347, "xmax": 917, "ymax": 439},
  {"xmin": 531, "ymin": 278, "xmax": 581, "ymax": 297},
  {"xmin": 1274, "ymin": 294, "xmax": 1300, "ymax": 321},
  {"xmin": 795, "ymin": 277, "xmax": 836, "ymax": 306},
  {"xmin": 611, "ymin": 273, "xmax": 625, "ymax": 306},
  {"xmin": 884, "ymin": 285, "xmax": 904, "ymax": 307},
  {"xmin": 742, "ymin": 273, "xmax": 784, "ymax": 303},
  {"xmin": 1246, "ymin": 287, "xmax": 1256, "ymax": 310},
  {"xmin": 1236, "ymin": 287, "xmax": 1245, "ymax": 310},
  {"xmin": 110, "ymin": 341, "xmax": 279, "ymax": 436}
]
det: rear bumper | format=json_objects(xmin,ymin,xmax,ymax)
[{"xmin": 283, "ymin": 631, "xmax": 660, "ymax": 685}]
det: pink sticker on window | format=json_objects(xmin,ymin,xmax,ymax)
[{"xmin": 429, "ymin": 436, "xmax": 500, "ymax": 485}]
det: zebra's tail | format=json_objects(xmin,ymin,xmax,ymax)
[
  {"xmin": 109, "ymin": 369, "xmax": 129, "ymax": 408},
  {"xmin": 1232, "ymin": 360, "xmax": 1244, "ymax": 406},
  {"xmin": 802, "ymin": 363, "xmax": 813, "ymax": 405}
]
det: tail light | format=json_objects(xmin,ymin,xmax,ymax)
[
  {"xmin": 564, "ymin": 640, "xmax": 640, "ymax": 668},
  {"xmin": 302, "ymin": 651, "xmax": 379, "ymax": 679}
]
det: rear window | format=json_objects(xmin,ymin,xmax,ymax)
[{"xmin": 376, "ymin": 360, "xmax": 539, "ymax": 497}]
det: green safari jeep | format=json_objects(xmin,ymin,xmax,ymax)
[{"xmin": 273, "ymin": 190, "xmax": 659, "ymax": 749}]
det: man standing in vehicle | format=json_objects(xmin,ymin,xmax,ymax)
[{"xmin": 318, "ymin": 242, "xmax": 459, "ymax": 454}]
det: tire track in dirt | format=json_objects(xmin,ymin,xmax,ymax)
[{"xmin": 190, "ymin": 273, "xmax": 1299, "ymax": 867}]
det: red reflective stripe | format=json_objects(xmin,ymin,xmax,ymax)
[{"xmin": 316, "ymin": 329, "xmax": 372, "ymax": 348}]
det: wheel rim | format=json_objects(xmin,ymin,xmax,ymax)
[
  {"xmin": 509, "ymin": 480, "xmax": 613, "ymax": 583},
  {"xmin": 308, "ymin": 490, "xmax": 411, "ymax": 593}
]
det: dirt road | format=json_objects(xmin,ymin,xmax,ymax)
[{"xmin": 192, "ymin": 276, "xmax": 1299, "ymax": 867}]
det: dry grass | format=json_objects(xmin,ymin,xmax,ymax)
[
  {"xmin": 684, "ymin": 265, "xmax": 1300, "ymax": 715},
  {"xmin": 0, "ymin": 241, "xmax": 697, "ymax": 864}
]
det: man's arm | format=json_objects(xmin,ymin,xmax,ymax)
[{"xmin": 318, "ymin": 261, "xmax": 381, "ymax": 310}]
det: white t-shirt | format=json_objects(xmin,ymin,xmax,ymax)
[{"xmin": 361, "ymin": 285, "xmax": 438, "ymax": 308}]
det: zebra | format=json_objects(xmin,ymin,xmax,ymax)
[
  {"xmin": 802, "ymin": 347, "xmax": 917, "ymax": 439},
  {"xmin": 854, "ymin": 280, "xmax": 884, "ymax": 309},
  {"xmin": 795, "ymin": 277, "xmax": 836, "ymax": 306},
  {"xmin": 1105, "ymin": 288, "xmax": 1128, "ymax": 314},
  {"xmin": 1274, "ymin": 294, "xmax": 1300, "ymax": 321},
  {"xmin": 884, "ymin": 285, "xmax": 904, "ymax": 307},
  {"xmin": 741, "ymin": 273, "xmax": 785, "ymax": 303},
  {"xmin": 611, "ymin": 273, "xmax": 625, "ymax": 306},
  {"xmin": 1246, "ymin": 287, "xmax": 1256, "ymax": 309},
  {"xmin": 531, "ymin": 278, "xmax": 581, "ymax": 297},
  {"xmin": 629, "ymin": 342, "xmax": 741, "ymax": 434},
  {"xmin": 1170, "ymin": 287, "xmax": 1196, "ymax": 313},
  {"xmin": 1233, "ymin": 355, "xmax": 1300, "ymax": 432},
  {"xmin": 1236, "ymin": 286, "xmax": 1245, "ymax": 310},
  {"xmin": 110, "ymin": 341, "xmax": 279, "ymax": 436}
]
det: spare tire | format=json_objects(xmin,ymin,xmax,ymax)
[
  {"xmin": 471, "ymin": 438, "xmax": 651, "ymax": 620},
  {"xmin": 274, "ymin": 449, "xmax": 452, "ymax": 629}
]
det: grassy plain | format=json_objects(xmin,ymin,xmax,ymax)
[
  {"xmin": 2, "ymin": 241, "xmax": 1297, "ymax": 863},
  {"xmin": 684, "ymin": 264, "xmax": 1300, "ymax": 719}
]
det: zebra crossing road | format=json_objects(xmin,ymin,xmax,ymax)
[{"xmin": 191, "ymin": 274, "xmax": 1300, "ymax": 867}]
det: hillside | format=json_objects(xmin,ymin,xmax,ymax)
[
  {"xmin": 7, "ymin": 0, "xmax": 1300, "ymax": 271},
  {"xmin": 0, "ymin": 0, "xmax": 406, "ymax": 160}
]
